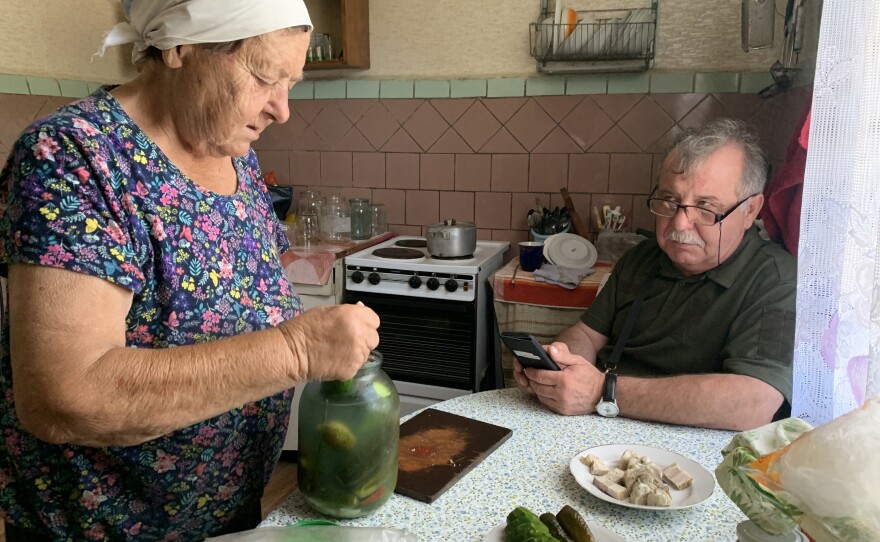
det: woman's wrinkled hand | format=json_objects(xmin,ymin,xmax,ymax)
[{"xmin": 279, "ymin": 302, "xmax": 380, "ymax": 382}]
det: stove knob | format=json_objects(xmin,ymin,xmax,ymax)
[
  {"xmin": 426, "ymin": 277, "xmax": 440, "ymax": 291},
  {"xmin": 445, "ymin": 279, "xmax": 459, "ymax": 292},
  {"xmin": 368, "ymin": 272, "xmax": 381, "ymax": 285},
  {"xmin": 408, "ymin": 275, "xmax": 422, "ymax": 288},
  {"xmin": 351, "ymin": 270, "xmax": 364, "ymax": 284}
]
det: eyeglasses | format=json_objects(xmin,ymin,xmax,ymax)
[{"xmin": 646, "ymin": 188, "xmax": 760, "ymax": 226}]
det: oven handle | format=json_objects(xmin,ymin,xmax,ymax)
[{"xmin": 344, "ymin": 291, "xmax": 475, "ymax": 314}]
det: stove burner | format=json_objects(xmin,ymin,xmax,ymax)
[
  {"xmin": 430, "ymin": 254, "xmax": 474, "ymax": 261},
  {"xmin": 372, "ymin": 247, "xmax": 425, "ymax": 259},
  {"xmin": 395, "ymin": 239, "xmax": 427, "ymax": 248}
]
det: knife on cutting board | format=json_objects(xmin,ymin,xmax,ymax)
[{"xmin": 560, "ymin": 188, "xmax": 589, "ymax": 238}]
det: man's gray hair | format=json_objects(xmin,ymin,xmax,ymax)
[{"xmin": 666, "ymin": 118, "xmax": 767, "ymax": 198}]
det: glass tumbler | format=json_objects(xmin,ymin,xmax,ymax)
[
  {"xmin": 370, "ymin": 203, "xmax": 388, "ymax": 236},
  {"xmin": 350, "ymin": 198, "xmax": 372, "ymax": 240},
  {"xmin": 321, "ymin": 194, "xmax": 351, "ymax": 243},
  {"xmin": 297, "ymin": 213, "xmax": 320, "ymax": 247}
]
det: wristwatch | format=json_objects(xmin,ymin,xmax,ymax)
[{"xmin": 595, "ymin": 371, "xmax": 619, "ymax": 418}]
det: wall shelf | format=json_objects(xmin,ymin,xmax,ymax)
[
  {"xmin": 305, "ymin": 0, "xmax": 370, "ymax": 71},
  {"xmin": 530, "ymin": 0, "xmax": 657, "ymax": 74}
]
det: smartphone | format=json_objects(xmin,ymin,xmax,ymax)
[{"xmin": 500, "ymin": 332, "xmax": 561, "ymax": 371}]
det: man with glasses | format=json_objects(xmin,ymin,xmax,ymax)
[{"xmin": 513, "ymin": 118, "xmax": 796, "ymax": 431}]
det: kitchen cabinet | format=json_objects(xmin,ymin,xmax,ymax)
[{"xmin": 304, "ymin": 0, "xmax": 370, "ymax": 70}]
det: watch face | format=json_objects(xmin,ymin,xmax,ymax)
[{"xmin": 596, "ymin": 400, "xmax": 619, "ymax": 418}]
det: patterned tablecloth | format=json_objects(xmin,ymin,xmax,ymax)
[{"xmin": 261, "ymin": 388, "xmax": 744, "ymax": 541}]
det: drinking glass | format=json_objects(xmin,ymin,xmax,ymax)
[
  {"xmin": 297, "ymin": 213, "xmax": 320, "ymax": 247},
  {"xmin": 370, "ymin": 203, "xmax": 388, "ymax": 236}
]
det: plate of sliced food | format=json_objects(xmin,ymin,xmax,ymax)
[{"xmin": 570, "ymin": 444, "xmax": 715, "ymax": 510}]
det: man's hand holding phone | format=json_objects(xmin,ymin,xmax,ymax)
[{"xmin": 500, "ymin": 332, "xmax": 561, "ymax": 371}]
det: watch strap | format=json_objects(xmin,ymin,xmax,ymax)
[{"xmin": 602, "ymin": 371, "xmax": 617, "ymax": 403}]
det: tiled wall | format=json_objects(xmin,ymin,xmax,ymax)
[
  {"xmin": 254, "ymin": 88, "xmax": 812, "ymax": 247},
  {"xmin": 0, "ymin": 86, "xmax": 812, "ymax": 251}
]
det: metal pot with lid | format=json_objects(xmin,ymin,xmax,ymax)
[{"xmin": 426, "ymin": 219, "xmax": 477, "ymax": 258}]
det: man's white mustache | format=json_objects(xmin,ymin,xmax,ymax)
[{"xmin": 666, "ymin": 230, "xmax": 705, "ymax": 248}]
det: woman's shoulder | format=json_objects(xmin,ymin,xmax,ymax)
[{"xmin": 16, "ymin": 89, "xmax": 126, "ymax": 148}]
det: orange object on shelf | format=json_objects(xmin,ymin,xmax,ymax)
[{"xmin": 492, "ymin": 258, "xmax": 612, "ymax": 308}]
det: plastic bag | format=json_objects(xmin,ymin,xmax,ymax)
[
  {"xmin": 718, "ymin": 398, "xmax": 880, "ymax": 542},
  {"xmin": 206, "ymin": 524, "xmax": 419, "ymax": 542}
]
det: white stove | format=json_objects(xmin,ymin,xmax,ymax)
[
  {"xmin": 344, "ymin": 236, "xmax": 508, "ymax": 302},
  {"xmin": 344, "ymin": 236, "xmax": 510, "ymax": 417}
]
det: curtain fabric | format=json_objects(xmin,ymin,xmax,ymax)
[{"xmin": 793, "ymin": 1, "xmax": 880, "ymax": 425}]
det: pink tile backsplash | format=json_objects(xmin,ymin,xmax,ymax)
[{"xmin": 0, "ymin": 87, "xmax": 811, "ymax": 246}]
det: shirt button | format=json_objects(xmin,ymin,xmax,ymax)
[
  {"xmin": 679, "ymin": 281, "xmax": 686, "ymax": 286},
  {"xmin": 666, "ymin": 302, "xmax": 674, "ymax": 307}
]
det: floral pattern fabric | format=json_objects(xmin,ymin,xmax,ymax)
[{"xmin": 0, "ymin": 88, "xmax": 302, "ymax": 541}]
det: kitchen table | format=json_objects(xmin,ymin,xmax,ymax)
[{"xmin": 261, "ymin": 388, "xmax": 745, "ymax": 541}]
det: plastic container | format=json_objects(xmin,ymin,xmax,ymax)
[
  {"xmin": 297, "ymin": 351, "xmax": 400, "ymax": 518},
  {"xmin": 737, "ymin": 520, "xmax": 809, "ymax": 542},
  {"xmin": 350, "ymin": 198, "xmax": 372, "ymax": 240}
]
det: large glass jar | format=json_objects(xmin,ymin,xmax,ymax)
[
  {"xmin": 297, "ymin": 351, "xmax": 399, "ymax": 518},
  {"xmin": 320, "ymin": 194, "xmax": 351, "ymax": 242},
  {"xmin": 349, "ymin": 198, "xmax": 372, "ymax": 240}
]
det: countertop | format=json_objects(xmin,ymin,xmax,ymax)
[
  {"xmin": 261, "ymin": 388, "xmax": 745, "ymax": 541},
  {"xmin": 280, "ymin": 232, "xmax": 394, "ymax": 285}
]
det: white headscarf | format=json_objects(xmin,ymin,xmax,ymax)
[{"xmin": 99, "ymin": 0, "xmax": 312, "ymax": 64}]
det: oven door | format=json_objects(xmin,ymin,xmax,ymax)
[{"xmin": 344, "ymin": 290, "xmax": 476, "ymax": 390}]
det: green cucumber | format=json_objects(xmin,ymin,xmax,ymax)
[
  {"xmin": 555, "ymin": 505, "xmax": 595, "ymax": 542},
  {"xmin": 540, "ymin": 512, "xmax": 575, "ymax": 542}
]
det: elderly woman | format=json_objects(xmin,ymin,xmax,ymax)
[{"xmin": 0, "ymin": 1, "xmax": 379, "ymax": 540}]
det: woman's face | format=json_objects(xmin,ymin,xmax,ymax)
[{"xmin": 170, "ymin": 29, "xmax": 309, "ymax": 157}]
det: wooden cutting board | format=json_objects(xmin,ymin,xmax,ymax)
[{"xmin": 395, "ymin": 408, "xmax": 512, "ymax": 503}]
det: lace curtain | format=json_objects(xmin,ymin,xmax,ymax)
[{"xmin": 793, "ymin": 1, "xmax": 880, "ymax": 425}]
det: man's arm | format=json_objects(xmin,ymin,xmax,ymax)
[
  {"xmin": 9, "ymin": 264, "xmax": 379, "ymax": 447},
  {"xmin": 522, "ymin": 324, "xmax": 784, "ymax": 431}
]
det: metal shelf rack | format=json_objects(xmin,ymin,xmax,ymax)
[{"xmin": 530, "ymin": 0, "xmax": 657, "ymax": 73}]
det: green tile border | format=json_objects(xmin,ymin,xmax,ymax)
[
  {"xmin": 379, "ymin": 80, "xmax": 413, "ymax": 99},
  {"xmin": 450, "ymin": 79, "xmax": 487, "ymax": 98},
  {"xmin": 695, "ymin": 72, "xmax": 741, "ymax": 93},
  {"xmin": 414, "ymin": 80, "xmax": 450, "ymax": 98},
  {"xmin": 314, "ymin": 80, "xmax": 346, "ymax": 99},
  {"xmin": 608, "ymin": 73, "xmax": 650, "ymax": 94},
  {"xmin": 0, "ymin": 71, "xmax": 808, "ymax": 100},
  {"xmin": 26, "ymin": 77, "xmax": 61, "ymax": 96},
  {"xmin": 346, "ymin": 80, "xmax": 380, "ymax": 99},
  {"xmin": 0, "ymin": 74, "xmax": 30, "ymax": 94},
  {"xmin": 289, "ymin": 81, "xmax": 314, "ymax": 99},
  {"xmin": 649, "ymin": 72, "xmax": 694, "ymax": 93},
  {"xmin": 487, "ymin": 78, "xmax": 525, "ymax": 98},
  {"xmin": 526, "ymin": 76, "xmax": 565, "ymax": 96},
  {"xmin": 566, "ymin": 74, "xmax": 607, "ymax": 95}
]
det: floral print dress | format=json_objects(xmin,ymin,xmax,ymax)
[{"xmin": 0, "ymin": 88, "xmax": 302, "ymax": 541}]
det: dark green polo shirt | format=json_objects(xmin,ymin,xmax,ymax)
[{"xmin": 582, "ymin": 226, "xmax": 797, "ymax": 404}]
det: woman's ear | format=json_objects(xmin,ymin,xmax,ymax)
[{"xmin": 161, "ymin": 46, "xmax": 188, "ymax": 69}]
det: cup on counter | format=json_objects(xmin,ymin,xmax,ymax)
[
  {"xmin": 370, "ymin": 203, "xmax": 388, "ymax": 236},
  {"xmin": 518, "ymin": 241, "xmax": 544, "ymax": 272}
]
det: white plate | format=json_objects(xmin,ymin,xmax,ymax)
[
  {"xmin": 570, "ymin": 444, "xmax": 715, "ymax": 511},
  {"xmin": 551, "ymin": 0, "xmax": 563, "ymax": 53},
  {"xmin": 544, "ymin": 233, "xmax": 597, "ymax": 270},
  {"xmin": 483, "ymin": 520, "xmax": 625, "ymax": 542},
  {"xmin": 541, "ymin": 234, "xmax": 559, "ymax": 264}
]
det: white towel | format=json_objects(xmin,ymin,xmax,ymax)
[{"xmin": 533, "ymin": 265, "xmax": 594, "ymax": 290}]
